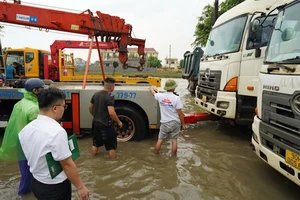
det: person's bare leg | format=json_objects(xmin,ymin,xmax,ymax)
[
  {"xmin": 154, "ymin": 139, "xmax": 163, "ymax": 154},
  {"xmin": 108, "ymin": 149, "xmax": 117, "ymax": 159},
  {"xmin": 90, "ymin": 146, "xmax": 98, "ymax": 156},
  {"xmin": 171, "ymin": 139, "xmax": 177, "ymax": 157}
]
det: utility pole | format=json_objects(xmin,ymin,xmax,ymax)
[
  {"xmin": 213, "ymin": 0, "xmax": 219, "ymax": 25},
  {"xmin": 169, "ymin": 44, "xmax": 171, "ymax": 69}
]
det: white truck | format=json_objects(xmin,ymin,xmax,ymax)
[
  {"xmin": 192, "ymin": 0, "xmax": 287, "ymax": 126},
  {"xmin": 251, "ymin": 0, "xmax": 300, "ymax": 186}
]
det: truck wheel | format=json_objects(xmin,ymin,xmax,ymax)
[{"xmin": 115, "ymin": 106, "xmax": 146, "ymax": 142}]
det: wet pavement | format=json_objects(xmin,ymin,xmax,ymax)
[{"xmin": 1, "ymin": 78, "xmax": 300, "ymax": 200}]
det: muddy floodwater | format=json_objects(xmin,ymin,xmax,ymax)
[{"xmin": 1, "ymin": 78, "xmax": 300, "ymax": 200}]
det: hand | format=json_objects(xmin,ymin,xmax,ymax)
[
  {"xmin": 118, "ymin": 121, "xmax": 123, "ymax": 128},
  {"xmin": 77, "ymin": 185, "xmax": 89, "ymax": 200}
]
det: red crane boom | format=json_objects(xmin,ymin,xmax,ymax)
[
  {"xmin": 0, "ymin": 1, "xmax": 146, "ymax": 69},
  {"xmin": 50, "ymin": 40, "xmax": 118, "ymax": 67}
]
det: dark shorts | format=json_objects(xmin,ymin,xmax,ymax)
[
  {"xmin": 92, "ymin": 121, "xmax": 117, "ymax": 151},
  {"xmin": 31, "ymin": 178, "xmax": 71, "ymax": 200}
]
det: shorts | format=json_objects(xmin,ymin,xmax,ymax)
[
  {"xmin": 158, "ymin": 120, "xmax": 181, "ymax": 139},
  {"xmin": 92, "ymin": 121, "xmax": 117, "ymax": 151}
]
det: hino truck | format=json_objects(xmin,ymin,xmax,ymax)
[
  {"xmin": 191, "ymin": 0, "xmax": 288, "ymax": 126},
  {"xmin": 251, "ymin": 0, "xmax": 300, "ymax": 186}
]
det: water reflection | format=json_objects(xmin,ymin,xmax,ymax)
[{"xmin": 0, "ymin": 78, "xmax": 300, "ymax": 200}]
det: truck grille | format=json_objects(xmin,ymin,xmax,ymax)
[
  {"xmin": 195, "ymin": 70, "xmax": 221, "ymax": 104},
  {"xmin": 260, "ymin": 91, "xmax": 300, "ymax": 158}
]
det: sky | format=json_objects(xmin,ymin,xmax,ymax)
[{"xmin": 0, "ymin": 0, "xmax": 217, "ymax": 65}]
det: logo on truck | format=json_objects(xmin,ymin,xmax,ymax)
[
  {"xmin": 204, "ymin": 68, "xmax": 211, "ymax": 80},
  {"xmin": 263, "ymin": 85, "xmax": 279, "ymax": 91}
]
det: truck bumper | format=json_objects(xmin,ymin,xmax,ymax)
[
  {"xmin": 251, "ymin": 116, "xmax": 300, "ymax": 186},
  {"xmin": 195, "ymin": 90, "xmax": 236, "ymax": 119}
]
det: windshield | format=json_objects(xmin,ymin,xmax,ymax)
[
  {"xmin": 6, "ymin": 52, "xmax": 24, "ymax": 66},
  {"xmin": 204, "ymin": 15, "xmax": 247, "ymax": 56},
  {"xmin": 266, "ymin": 2, "xmax": 300, "ymax": 63}
]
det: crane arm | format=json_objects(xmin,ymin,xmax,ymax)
[
  {"xmin": 50, "ymin": 40, "xmax": 118, "ymax": 66},
  {"xmin": 0, "ymin": 1, "xmax": 145, "ymax": 67}
]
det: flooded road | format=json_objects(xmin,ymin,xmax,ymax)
[{"xmin": 1, "ymin": 78, "xmax": 300, "ymax": 200}]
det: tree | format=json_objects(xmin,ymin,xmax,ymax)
[
  {"xmin": 193, "ymin": 0, "xmax": 245, "ymax": 47},
  {"xmin": 179, "ymin": 59, "xmax": 184, "ymax": 68},
  {"xmin": 147, "ymin": 56, "xmax": 162, "ymax": 68}
]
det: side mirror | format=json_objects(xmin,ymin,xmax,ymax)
[
  {"xmin": 282, "ymin": 28, "xmax": 294, "ymax": 41},
  {"xmin": 209, "ymin": 39, "xmax": 215, "ymax": 46},
  {"xmin": 255, "ymin": 48, "xmax": 261, "ymax": 58},
  {"xmin": 251, "ymin": 19, "xmax": 260, "ymax": 33}
]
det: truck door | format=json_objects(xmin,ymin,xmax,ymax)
[
  {"xmin": 24, "ymin": 49, "xmax": 38, "ymax": 78},
  {"xmin": 239, "ymin": 15, "xmax": 277, "ymax": 97}
]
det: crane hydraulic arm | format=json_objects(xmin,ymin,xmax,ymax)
[
  {"xmin": 0, "ymin": 1, "xmax": 146, "ymax": 68},
  {"xmin": 50, "ymin": 40, "xmax": 118, "ymax": 66}
]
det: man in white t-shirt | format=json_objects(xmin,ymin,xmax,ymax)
[
  {"xmin": 150, "ymin": 79, "xmax": 186, "ymax": 157},
  {"xmin": 19, "ymin": 87, "xmax": 89, "ymax": 200}
]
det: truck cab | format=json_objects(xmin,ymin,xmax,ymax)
[
  {"xmin": 193, "ymin": 0, "xmax": 285, "ymax": 126},
  {"xmin": 2, "ymin": 47, "xmax": 50, "ymax": 79},
  {"xmin": 251, "ymin": 0, "xmax": 300, "ymax": 186}
]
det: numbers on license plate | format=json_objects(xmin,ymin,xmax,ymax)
[{"xmin": 286, "ymin": 149, "xmax": 300, "ymax": 170}]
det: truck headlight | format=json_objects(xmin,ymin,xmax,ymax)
[{"xmin": 217, "ymin": 101, "xmax": 229, "ymax": 109}]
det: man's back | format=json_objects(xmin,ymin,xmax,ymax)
[
  {"xmin": 91, "ymin": 90, "xmax": 114, "ymax": 126},
  {"xmin": 6, "ymin": 64, "xmax": 14, "ymax": 79},
  {"xmin": 154, "ymin": 92, "xmax": 182, "ymax": 123}
]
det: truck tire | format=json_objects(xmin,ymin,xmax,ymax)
[{"xmin": 115, "ymin": 105, "xmax": 146, "ymax": 142}]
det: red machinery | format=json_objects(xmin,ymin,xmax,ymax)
[
  {"xmin": 0, "ymin": 0, "xmax": 146, "ymax": 82},
  {"xmin": 44, "ymin": 40, "xmax": 119, "ymax": 81},
  {"xmin": 50, "ymin": 40, "xmax": 118, "ymax": 68}
]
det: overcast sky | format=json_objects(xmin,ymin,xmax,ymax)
[{"xmin": 0, "ymin": 0, "xmax": 217, "ymax": 65}]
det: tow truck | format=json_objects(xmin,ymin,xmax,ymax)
[
  {"xmin": 0, "ymin": 1, "xmax": 213, "ymax": 142},
  {"xmin": 0, "ymin": 0, "xmax": 160, "ymax": 141},
  {"xmin": 3, "ymin": 40, "xmax": 161, "ymax": 86}
]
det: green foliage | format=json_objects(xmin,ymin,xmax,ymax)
[
  {"xmin": 193, "ymin": 4, "xmax": 214, "ymax": 47},
  {"xmin": 179, "ymin": 59, "xmax": 184, "ymax": 68},
  {"xmin": 219, "ymin": 0, "xmax": 245, "ymax": 15},
  {"xmin": 147, "ymin": 56, "xmax": 162, "ymax": 68},
  {"xmin": 193, "ymin": 0, "xmax": 245, "ymax": 47},
  {"xmin": 128, "ymin": 53, "xmax": 138, "ymax": 58}
]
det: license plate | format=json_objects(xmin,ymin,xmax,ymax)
[
  {"xmin": 285, "ymin": 149, "xmax": 300, "ymax": 170},
  {"xmin": 202, "ymin": 95, "xmax": 207, "ymax": 103}
]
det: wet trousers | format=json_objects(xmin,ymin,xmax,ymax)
[{"xmin": 18, "ymin": 160, "xmax": 32, "ymax": 195}]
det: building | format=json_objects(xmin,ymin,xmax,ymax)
[{"xmin": 164, "ymin": 57, "xmax": 179, "ymax": 69}]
